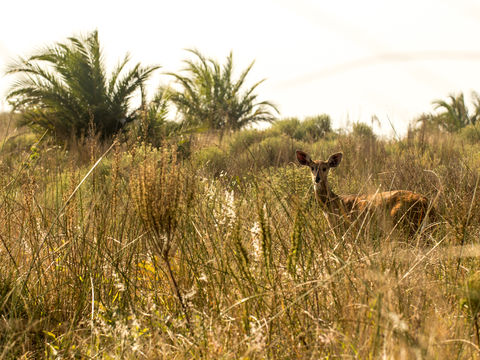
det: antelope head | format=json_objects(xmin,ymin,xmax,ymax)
[{"xmin": 296, "ymin": 150, "xmax": 343, "ymax": 195}]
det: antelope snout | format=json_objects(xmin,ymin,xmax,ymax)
[{"xmin": 311, "ymin": 171, "xmax": 323, "ymax": 185}]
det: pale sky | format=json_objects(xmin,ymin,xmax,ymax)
[{"xmin": 1, "ymin": 0, "xmax": 480, "ymax": 136}]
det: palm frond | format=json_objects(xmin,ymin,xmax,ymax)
[
  {"xmin": 5, "ymin": 30, "xmax": 158, "ymax": 141},
  {"xmin": 168, "ymin": 50, "xmax": 277, "ymax": 132}
]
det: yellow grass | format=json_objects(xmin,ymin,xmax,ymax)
[{"xmin": 0, "ymin": 121, "xmax": 479, "ymax": 358}]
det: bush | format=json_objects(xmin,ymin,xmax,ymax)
[
  {"xmin": 250, "ymin": 134, "xmax": 304, "ymax": 168},
  {"xmin": 1, "ymin": 132, "xmax": 39, "ymax": 155},
  {"xmin": 296, "ymin": 114, "xmax": 332, "ymax": 141},
  {"xmin": 459, "ymin": 123, "xmax": 480, "ymax": 143},
  {"xmin": 352, "ymin": 122, "xmax": 375, "ymax": 139},
  {"xmin": 194, "ymin": 146, "xmax": 229, "ymax": 176},
  {"xmin": 228, "ymin": 129, "xmax": 265, "ymax": 156},
  {"xmin": 132, "ymin": 89, "xmax": 183, "ymax": 147},
  {"xmin": 270, "ymin": 115, "xmax": 332, "ymax": 142},
  {"xmin": 270, "ymin": 118, "xmax": 301, "ymax": 138}
]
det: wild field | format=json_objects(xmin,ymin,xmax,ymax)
[{"xmin": 0, "ymin": 111, "xmax": 479, "ymax": 359}]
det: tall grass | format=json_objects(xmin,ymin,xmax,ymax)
[{"xmin": 0, "ymin": 121, "xmax": 479, "ymax": 358}]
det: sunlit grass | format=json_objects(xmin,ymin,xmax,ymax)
[{"xmin": 0, "ymin": 122, "xmax": 479, "ymax": 358}]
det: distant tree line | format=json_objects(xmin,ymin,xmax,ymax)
[{"xmin": 6, "ymin": 30, "xmax": 480, "ymax": 146}]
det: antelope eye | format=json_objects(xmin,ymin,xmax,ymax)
[{"xmin": 322, "ymin": 168, "xmax": 327, "ymax": 172}]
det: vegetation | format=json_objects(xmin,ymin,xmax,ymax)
[
  {"xmin": 2, "ymin": 30, "xmax": 480, "ymax": 358},
  {"xmin": 270, "ymin": 114, "xmax": 332, "ymax": 141},
  {"xmin": 6, "ymin": 30, "xmax": 158, "ymax": 142},
  {"xmin": 0, "ymin": 111, "xmax": 479, "ymax": 358},
  {"xmin": 132, "ymin": 88, "xmax": 182, "ymax": 147},
  {"xmin": 166, "ymin": 49, "xmax": 278, "ymax": 134},
  {"xmin": 417, "ymin": 92, "xmax": 480, "ymax": 133}
]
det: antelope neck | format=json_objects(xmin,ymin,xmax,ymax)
[{"xmin": 314, "ymin": 181, "xmax": 340, "ymax": 207}]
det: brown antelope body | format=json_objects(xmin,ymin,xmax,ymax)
[{"xmin": 296, "ymin": 150, "xmax": 432, "ymax": 233}]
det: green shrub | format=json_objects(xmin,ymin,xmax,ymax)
[
  {"xmin": 228, "ymin": 129, "xmax": 265, "ymax": 156},
  {"xmin": 459, "ymin": 123, "xmax": 480, "ymax": 143},
  {"xmin": 1, "ymin": 133, "xmax": 39, "ymax": 154},
  {"xmin": 270, "ymin": 115, "xmax": 332, "ymax": 142},
  {"xmin": 194, "ymin": 146, "xmax": 229, "ymax": 176},
  {"xmin": 352, "ymin": 122, "xmax": 375, "ymax": 139},
  {"xmin": 250, "ymin": 134, "xmax": 304, "ymax": 168},
  {"xmin": 296, "ymin": 114, "xmax": 332, "ymax": 141},
  {"xmin": 270, "ymin": 118, "xmax": 300, "ymax": 138}
]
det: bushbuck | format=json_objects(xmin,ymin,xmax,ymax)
[{"xmin": 296, "ymin": 150, "xmax": 433, "ymax": 234}]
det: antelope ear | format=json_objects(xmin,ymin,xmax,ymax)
[
  {"xmin": 296, "ymin": 150, "xmax": 312, "ymax": 166},
  {"xmin": 328, "ymin": 152, "xmax": 343, "ymax": 168}
]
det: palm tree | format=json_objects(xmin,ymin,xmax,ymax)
[
  {"xmin": 167, "ymin": 49, "xmax": 278, "ymax": 134},
  {"xmin": 6, "ymin": 30, "xmax": 159, "ymax": 141},
  {"xmin": 469, "ymin": 91, "xmax": 480, "ymax": 126},
  {"xmin": 432, "ymin": 92, "xmax": 478, "ymax": 132}
]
